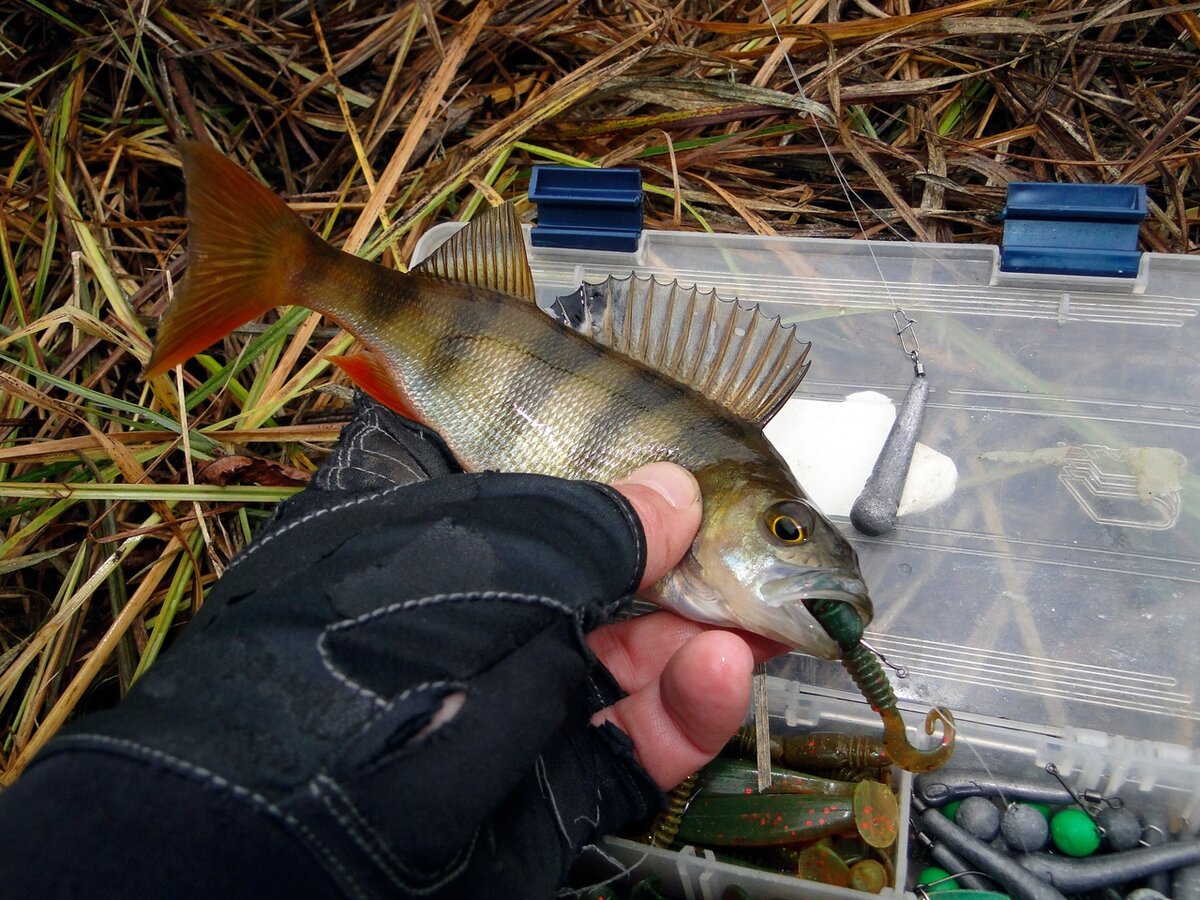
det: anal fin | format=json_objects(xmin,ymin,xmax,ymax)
[{"xmin": 329, "ymin": 350, "xmax": 422, "ymax": 423}]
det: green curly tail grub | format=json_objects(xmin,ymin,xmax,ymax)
[{"xmin": 806, "ymin": 598, "xmax": 955, "ymax": 774}]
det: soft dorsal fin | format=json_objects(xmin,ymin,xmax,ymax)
[
  {"xmin": 413, "ymin": 201, "xmax": 535, "ymax": 302},
  {"xmin": 549, "ymin": 274, "xmax": 811, "ymax": 426}
]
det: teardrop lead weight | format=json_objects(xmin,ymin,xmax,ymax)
[{"xmin": 851, "ymin": 375, "xmax": 930, "ymax": 536}]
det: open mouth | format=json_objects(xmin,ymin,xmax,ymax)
[
  {"xmin": 758, "ymin": 570, "xmax": 873, "ymax": 658},
  {"xmin": 761, "ymin": 569, "xmax": 871, "ymax": 616}
]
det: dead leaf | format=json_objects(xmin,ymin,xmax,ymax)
[{"xmin": 195, "ymin": 456, "xmax": 311, "ymax": 488}]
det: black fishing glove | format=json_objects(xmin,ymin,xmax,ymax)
[{"xmin": 0, "ymin": 396, "xmax": 663, "ymax": 900}]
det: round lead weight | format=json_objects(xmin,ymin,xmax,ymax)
[
  {"xmin": 956, "ymin": 796, "xmax": 1002, "ymax": 842},
  {"xmin": 1002, "ymin": 803, "xmax": 1050, "ymax": 852},
  {"xmin": 917, "ymin": 865, "xmax": 960, "ymax": 892},
  {"xmin": 1098, "ymin": 806, "xmax": 1142, "ymax": 852}
]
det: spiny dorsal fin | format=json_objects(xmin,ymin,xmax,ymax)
[
  {"xmin": 413, "ymin": 201, "xmax": 535, "ymax": 302},
  {"xmin": 549, "ymin": 274, "xmax": 811, "ymax": 426}
]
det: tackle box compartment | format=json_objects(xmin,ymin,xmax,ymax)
[{"xmin": 411, "ymin": 222, "xmax": 1200, "ymax": 898}]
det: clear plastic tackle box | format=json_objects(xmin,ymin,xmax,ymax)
[{"xmin": 411, "ymin": 222, "xmax": 1200, "ymax": 899}]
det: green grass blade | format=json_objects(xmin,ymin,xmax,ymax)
[{"xmin": 0, "ymin": 483, "xmax": 301, "ymax": 503}]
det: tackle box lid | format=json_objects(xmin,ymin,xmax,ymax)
[{"xmin": 412, "ymin": 221, "xmax": 1199, "ymax": 753}]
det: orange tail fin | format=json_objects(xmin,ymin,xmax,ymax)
[{"xmin": 145, "ymin": 142, "xmax": 318, "ymax": 377}]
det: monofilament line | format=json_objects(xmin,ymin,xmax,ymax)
[{"xmin": 758, "ymin": 0, "xmax": 923, "ymax": 373}]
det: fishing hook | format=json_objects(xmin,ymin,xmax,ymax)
[
  {"xmin": 861, "ymin": 638, "xmax": 908, "ymax": 679},
  {"xmin": 912, "ymin": 827, "xmax": 997, "ymax": 892},
  {"xmin": 913, "ymin": 797, "xmax": 1068, "ymax": 900}
]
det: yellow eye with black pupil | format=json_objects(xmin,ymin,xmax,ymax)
[{"xmin": 771, "ymin": 515, "xmax": 805, "ymax": 543}]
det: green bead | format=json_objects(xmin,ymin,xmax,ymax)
[
  {"xmin": 1050, "ymin": 808, "xmax": 1101, "ymax": 856},
  {"xmin": 918, "ymin": 866, "xmax": 960, "ymax": 892},
  {"xmin": 630, "ymin": 876, "xmax": 667, "ymax": 900},
  {"xmin": 941, "ymin": 800, "xmax": 963, "ymax": 821}
]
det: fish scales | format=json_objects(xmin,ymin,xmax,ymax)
[
  {"xmin": 302, "ymin": 254, "xmax": 771, "ymax": 483},
  {"xmin": 147, "ymin": 141, "xmax": 874, "ymax": 659}
]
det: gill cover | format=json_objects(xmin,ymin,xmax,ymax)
[{"xmin": 648, "ymin": 462, "xmax": 872, "ymax": 659}]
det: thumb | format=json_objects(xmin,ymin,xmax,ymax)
[{"xmin": 611, "ymin": 462, "xmax": 702, "ymax": 590}]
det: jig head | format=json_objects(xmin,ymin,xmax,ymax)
[{"xmin": 807, "ymin": 597, "xmax": 955, "ymax": 773}]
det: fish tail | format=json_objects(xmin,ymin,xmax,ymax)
[{"xmin": 145, "ymin": 141, "xmax": 322, "ymax": 377}]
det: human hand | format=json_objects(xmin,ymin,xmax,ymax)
[
  {"xmin": 592, "ymin": 462, "xmax": 787, "ymax": 791},
  {"xmin": 0, "ymin": 398, "xmax": 787, "ymax": 900}
]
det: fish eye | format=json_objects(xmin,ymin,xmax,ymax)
[
  {"xmin": 771, "ymin": 515, "xmax": 804, "ymax": 543},
  {"xmin": 764, "ymin": 502, "xmax": 816, "ymax": 545}
]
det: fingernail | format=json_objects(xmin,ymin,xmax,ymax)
[{"xmin": 617, "ymin": 462, "xmax": 701, "ymax": 510}]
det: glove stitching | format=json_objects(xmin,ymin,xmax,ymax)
[
  {"xmin": 323, "ymin": 591, "xmax": 583, "ymax": 643},
  {"xmin": 351, "ymin": 679, "xmax": 467, "ymax": 778},
  {"xmin": 226, "ymin": 481, "xmax": 412, "ymax": 574},
  {"xmin": 336, "ymin": 417, "xmax": 429, "ymax": 489},
  {"xmin": 315, "ymin": 591, "xmax": 579, "ymax": 709},
  {"xmin": 331, "ymin": 422, "xmax": 378, "ymax": 490},
  {"xmin": 592, "ymin": 722, "xmax": 662, "ymax": 823},
  {"xmin": 311, "ymin": 774, "xmax": 478, "ymax": 894},
  {"xmin": 317, "ymin": 592, "xmax": 587, "ymax": 713},
  {"xmin": 315, "ymin": 630, "xmax": 392, "ymax": 710},
  {"xmin": 587, "ymin": 483, "xmax": 647, "ymax": 598},
  {"xmin": 585, "ymin": 678, "xmax": 604, "ymax": 712},
  {"xmin": 44, "ymin": 733, "xmax": 372, "ymax": 900},
  {"xmin": 535, "ymin": 752, "xmax": 575, "ymax": 850}
]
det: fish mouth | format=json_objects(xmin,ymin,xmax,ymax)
[{"xmin": 758, "ymin": 569, "xmax": 873, "ymax": 659}]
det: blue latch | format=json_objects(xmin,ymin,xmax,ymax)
[
  {"xmin": 1000, "ymin": 182, "xmax": 1147, "ymax": 278},
  {"xmin": 529, "ymin": 165, "xmax": 643, "ymax": 252}
]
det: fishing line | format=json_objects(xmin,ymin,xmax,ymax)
[
  {"xmin": 750, "ymin": 19, "xmax": 1141, "ymax": 884},
  {"xmin": 758, "ymin": 0, "xmax": 931, "ymax": 539}
]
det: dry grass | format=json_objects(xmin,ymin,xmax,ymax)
[{"xmin": 0, "ymin": 0, "xmax": 1196, "ymax": 783}]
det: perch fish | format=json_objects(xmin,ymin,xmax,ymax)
[{"xmin": 148, "ymin": 142, "xmax": 870, "ymax": 658}]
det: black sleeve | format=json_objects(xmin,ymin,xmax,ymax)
[
  {"xmin": 0, "ymin": 454, "xmax": 662, "ymax": 899},
  {"xmin": 0, "ymin": 751, "xmax": 340, "ymax": 898}
]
